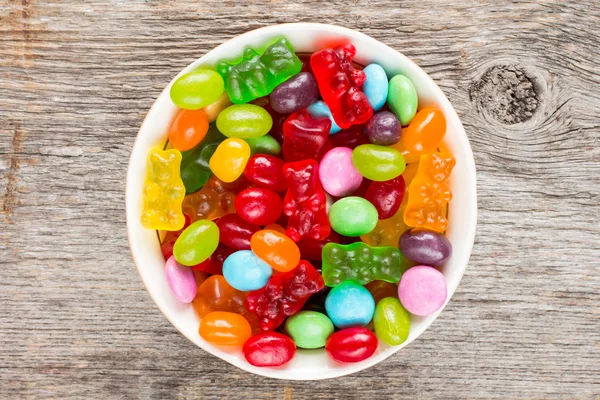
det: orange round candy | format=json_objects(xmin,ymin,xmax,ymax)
[
  {"xmin": 168, "ymin": 109, "xmax": 209, "ymax": 151},
  {"xmin": 401, "ymin": 108, "xmax": 446, "ymax": 156},
  {"xmin": 250, "ymin": 230, "xmax": 300, "ymax": 272},
  {"xmin": 199, "ymin": 311, "xmax": 252, "ymax": 346}
]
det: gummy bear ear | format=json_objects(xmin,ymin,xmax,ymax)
[
  {"xmin": 216, "ymin": 62, "xmax": 230, "ymax": 77},
  {"xmin": 341, "ymin": 44, "xmax": 357, "ymax": 59},
  {"xmin": 243, "ymin": 47, "xmax": 259, "ymax": 60}
]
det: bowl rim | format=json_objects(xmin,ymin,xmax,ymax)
[{"xmin": 126, "ymin": 22, "xmax": 477, "ymax": 380}]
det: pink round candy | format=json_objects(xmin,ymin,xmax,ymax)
[
  {"xmin": 165, "ymin": 255, "xmax": 197, "ymax": 303},
  {"xmin": 398, "ymin": 265, "xmax": 447, "ymax": 316},
  {"xmin": 319, "ymin": 147, "xmax": 363, "ymax": 197}
]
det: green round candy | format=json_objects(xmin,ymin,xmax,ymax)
[
  {"xmin": 373, "ymin": 297, "xmax": 411, "ymax": 346},
  {"xmin": 352, "ymin": 144, "xmax": 406, "ymax": 181},
  {"xmin": 170, "ymin": 69, "xmax": 224, "ymax": 110},
  {"xmin": 216, "ymin": 104, "xmax": 273, "ymax": 139},
  {"xmin": 284, "ymin": 311, "xmax": 334, "ymax": 349},
  {"xmin": 387, "ymin": 75, "xmax": 418, "ymax": 126},
  {"xmin": 245, "ymin": 134, "xmax": 281, "ymax": 156},
  {"xmin": 328, "ymin": 197, "xmax": 378, "ymax": 237},
  {"xmin": 173, "ymin": 220, "xmax": 219, "ymax": 266}
]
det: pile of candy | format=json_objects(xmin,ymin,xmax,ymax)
[{"xmin": 142, "ymin": 37, "xmax": 455, "ymax": 367}]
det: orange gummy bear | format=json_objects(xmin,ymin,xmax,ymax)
[{"xmin": 181, "ymin": 175, "xmax": 247, "ymax": 222}]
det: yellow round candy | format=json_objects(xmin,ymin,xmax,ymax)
[{"xmin": 209, "ymin": 138, "xmax": 250, "ymax": 183}]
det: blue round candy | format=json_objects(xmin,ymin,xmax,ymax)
[
  {"xmin": 325, "ymin": 281, "xmax": 375, "ymax": 328},
  {"xmin": 362, "ymin": 64, "xmax": 389, "ymax": 112},
  {"xmin": 307, "ymin": 100, "xmax": 341, "ymax": 134},
  {"xmin": 222, "ymin": 250, "xmax": 272, "ymax": 291}
]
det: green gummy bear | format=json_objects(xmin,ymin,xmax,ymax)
[
  {"xmin": 217, "ymin": 38, "xmax": 302, "ymax": 104},
  {"xmin": 179, "ymin": 124, "xmax": 226, "ymax": 194},
  {"xmin": 322, "ymin": 242, "xmax": 409, "ymax": 287}
]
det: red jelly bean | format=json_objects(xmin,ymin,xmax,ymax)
[
  {"xmin": 216, "ymin": 213, "xmax": 260, "ymax": 250},
  {"xmin": 282, "ymin": 109, "xmax": 331, "ymax": 163},
  {"xmin": 243, "ymin": 332, "xmax": 296, "ymax": 367},
  {"xmin": 296, "ymin": 231, "xmax": 340, "ymax": 261},
  {"xmin": 244, "ymin": 154, "xmax": 287, "ymax": 192},
  {"xmin": 363, "ymin": 176, "xmax": 406, "ymax": 219},
  {"xmin": 325, "ymin": 327, "xmax": 378, "ymax": 363},
  {"xmin": 235, "ymin": 188, "xmax": 283, "ymax": 226},
  {"xmin": 191, "ymin": 243, "xmax": 234, "ymax": 275},
  {"xmin": 330, "ymin": 124, "xmax": 369, "ymax": 149}
]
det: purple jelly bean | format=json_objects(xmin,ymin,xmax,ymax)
[
  {"xmin": 269, "ymin": 72, "xmax": 319, "ymax": 114},
  {"xmin": 165, "ymin": 255, "xmax": 197, "ymax": 303},
  {"xmin": 399, "ymin": 228, "xmax": 452, "ymax": 266},
  {"xmin": 364, "ymin": 111, "xmax": 401, "ymax": 145}
]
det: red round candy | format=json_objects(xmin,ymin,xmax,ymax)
[
  {"xmin": 363, "ymin": 176, "xmax": 406, "ymax": 219},
  {"xmin": 243, "ymin": 332, "xmax": 296, "ymax": 367},
  {"xmin": 244, "ymin": 154, "xmax": 287, "ymax": 192},
  {"xmin": 325, "ymin": 327, "xmax": 378, "ymax": 363},
  {"xmin": 235, "ymin": 188, "xmax": 283, "ymax": 226},
  {"xmin": 216, "ymin": 213, "xmax": 260, "ymax": 250}
]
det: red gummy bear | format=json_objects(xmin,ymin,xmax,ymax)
[
  {"xmin": 245, "ymin": 260, "xmax": 325, "ymax": 331},
  {"xmin": 282, "ymin": 109, "xmax": 331, "ymax": 163},
  {"xmin": 310, "ymin": 44, "xmax": 373, "ymax": 129},
  {"xmin": 282, "ymin": 160, "xmax": 331, "ymax": 242}
]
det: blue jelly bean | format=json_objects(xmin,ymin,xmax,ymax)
[
  {"xmin": 325, "ymin": 281, "xmax": 375, "ymax": 328},
  {"xmin": 307, "ymin": 100, "xmax": 341, "ymax": 134},
  {"xmin": 362, "ymin": 64, "xmax": 389, "ymax": 111},
  {"xmin": 222, "ymin": 250, "xmax": 272, "ymax": 291}
]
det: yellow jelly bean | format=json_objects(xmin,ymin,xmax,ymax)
[{"xmin": 209, "ymin": 138, "xmax": 250, "ymax": 183}]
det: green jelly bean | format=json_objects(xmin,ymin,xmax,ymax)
[
  {"xmin": 387, "ymin": 75, "xmax": 418, "ymax": 126},
  {"xmin": 245, "ymin": 134, "xmax": 281, "ymax": 156},
  {"xmin": 328, "ymin": 196, "xmax": 378, "ymax": 237},
  {"xmin": 352, "ymin": 144, "xmax": 406, "ymax": 181},
  {"xmin": 284, "ymin": 311, "xmax": 334, "ymax": 349},
  {"xmin": 216, "ymin": 104, "xmax": 273, "ymax": 139},
  {"xmin": 373, "ymin": 297, "xmax": 411, "ymax": 346},
  {"xmin": 180, "ymin": 125, "xmax": 226, "ymax": 194},
  {"xmin": 173, "ymin": 220, "xmax": 219, "ymax": 266},
  {"xmin": 170, "ymin": 69, "xmax": 224, "ymax": 110}
]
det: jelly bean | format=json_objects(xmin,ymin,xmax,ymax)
[
  {"xmin": 363, "ymin": 175, "xmax": 406, "ymax": 219},
  {"xmin": 243, "ymin": 332, "xmax": 296, "ymax": 367},
  {"xmin": 235, "ymin": 187, "xmax": 283, "ymax": 226},
  {"xmin": 389, "ymin": 139, "xmax": 420, "ymax": 164},
  {"xmin": 216, "ymin": 213, "xmax": 260, "ymax": 250},
  {"xmin": 373, "ymin": 297, "xmax": 411, "ymax": 346},
  {"xmin": 170, "ymin": 69, "xmax": 224, "ymax": 110},
  {"xmin": 245, "ymin": 134, "xmax": 282, "ymax": 156},
  {"xmin": 284, "ymin": 311, "xmax": 334, "ymax": 349},
  {"xmin": 164, "ymin": 256, "xmax": 197, "ymax": 303},
  {"xmin": 243, "ymin": 154, "xmax": 287, "ymax": 192},
  {"xmin": 296, "ymin": 231, "xmax": 340, "ymax": 261},
  {"xmin": 398, "ymin": 265, "xmax": 447, "ymax": 316},
  {"xmin": 216, "ymin": 104, "xmax": 273, "ymax": 139},
  {"xmin": 399, "ymin": 228, "xmax": 452, "ymax": 266},
  {"xmin": 180, "ymin": 125, "xmax": 225, "ymax": 193},
  {"xmin": 365, "ymin": 281, "xmax": 399, "ymax": 304},
  {"xmin": 199, "ymin": 311, "xmax": 252, "ymax": 346},
  {"xmin": 168, "ymin": 109, "xmax": 209, "ymax": 151},
  {"xmin": 269, "ymin": 72, "xmax": 319, "ymax": 114},
  {"xmin": 250, "ymin": 229, "xmax": 300, "ymax": 272},
  {"xmin": 307, "ymin": 100, "xmax": 341, "ymax": 134},
  {"xmin": 387, "ymin": 74, "xmax": 418, "ymax": 126},
  {"xmin": 328, "ymin": 197, "xmax": 378, "ymax": 237},
  {"xmin": 330, "ymin": 124, "xmax": 369, "ymax": 149},
  {"xmin": 263, "ymin": 223, "xmax": 286, "ymax": 234},
  {"xmin": 209, "ymin": 138, "xmax": 251, "ymax": 183},
  {"xmin": 402, "ymin": 107, "xmax": 446, "ymax": 156},
  {"xmin": 352, "ymin": 144, "xmax": 406, "ymax": 181},
  {"xmin": 325, "ymin": 281, "xmax": 375, "ymax": 328},
  {"xmin": 318, "ymin": 147, "xmax": 363, "ymax": 197},
  {"xmin": 325, "ymin": 327, "xmax": 378, "ymax": 363},
  {"xmin": 173, "ymin": 220, "xmax": 219, "ymax": 266},
  {"xmin": 192, "ymin": 243, "xmax": 233, "ymax": 275},
  {"xmin": 362, "ymin": 64, "xmax": 388, "ymax": 111},
  {"xmin": 202, "ymin": 91, "xmax": 232, "ymax": 123},
  {"xmin": 364, "ymin": 111, "xmax": 401, "ymax": 146},
  {"xmin": 223, "ymin": 250, "xmax": 272, "ymax": 291},
  {"xmin": 192, "ymin": 275, "xmax": 248, "ymax": 317}
]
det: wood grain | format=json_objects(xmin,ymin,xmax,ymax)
[{"xmin": 1, "ymin": 0, "xmax": 599, "ymax": 398}]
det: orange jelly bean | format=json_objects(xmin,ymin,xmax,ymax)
[
  {"xmin": 250, "ymin": 230, "xmax": 300, "ymax": 272},
  {"xmin": 401, "ymin": 108, "xmax": 446, "ymax": 157},
  {"xmin": 168, "ymin": 109, "xmax": 209, "ymax": 151},
  {"xmin": 365, "ymin": 281, "xmax": 399, "ymax": 304},
  {"xmin": 199, "ymin": 311, "xmax": 252, "ymax": 346}
]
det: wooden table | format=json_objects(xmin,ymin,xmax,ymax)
[{"xmin": 1, "ymin": 1, "xmax": 599, "ymax": 398}]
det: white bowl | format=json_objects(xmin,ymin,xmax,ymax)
[{"xmin": 126, "ymin": 23, "xmax": 477, "ymax": 380}]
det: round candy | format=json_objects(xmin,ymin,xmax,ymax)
[
  {"xmin": 234, "ymin": 187, "xmax": 283, "ymax": 226},
  {"xmin": 325, "ymin": 281, "xmax": 375, "ymax": 328},
  {"xmin": 319, "ymin": 147, "xmax": 363, "ymax": 197},
  {"xmin": 245, "ymin": 134, "xmax": 282, "ymax": 156},
  {"xmin": 328, "ymin": 197, "xmax": 378, "ymax": 237},
  {"xmin": 398, "ymin": 265, "xmax": 447, "ymax": 316},
  {"xmin": 199, "ymin": 311, "xmax": 252, "ymax": 346},
  {"xmin": 365, "ymin": 281, "xmax": 399, "ymax": 304},
  {"xmin": 170, "ymin": 69, "xmax": 224, "ymax": 110},
  {"xmin": 173, "ymin": 220, "xmax": 219, "ymax": 266},
  {"xmin": 216, "ymin": 104, "xmax": 273, "ymax": 139},
  {"xmin": 243, "ymin": 332, "xmax": 296, "ymax": 367},
  {"xmin": 209, "ymin": 138, "xmax": 250, "ymax": 183},
  {"xmin": 402, "ymin": 107, "xmax": 446, "ymax": 156},
  {"xmin": 250, "ymin": 229, "xmax": 300, "ymax": 272},
  {"xmin": 325, "ymin": 327, "xmax": 378, "ymax": 363},
  {"xmin": 364, "ymin": 111, "xmax": 401, "ymax": 145},
  {"xmin": 222, "ymin": 250, "xmax": 272, "ymax": 291},
  {"xmin": 363, "ymin": 175, "xmax": 406, "ymax": 219},
  {"xmin": 168, "ymin": 109, "xmax": 209, "ymax": 151},
  {"xmin": 307, "ymin": 100, "xmax": 341, "ymax": 134},
  {"xmin": 243, "ymin": 154, "xmax": 287, "ymax": 192},
  {"xmin": 387, "ymin": 74, "xmax": 418, "ymax": 126},
  {"xmin": 352, "ymin": 144, "xmax": 406, "ymax": 181},
  {"xmin": 373, "ymin": 297, "xmax": 411, "ymax": 346},
  {"xmin": 284, "ymin": 311, "xmax": 334, "ymax": 349},
  {"xmin": 216, "ymin": 213, "xmax": 260, "ymax": 250},
  {"xmin": 165, "ymin": 256, "xmax": 197, "ymax": 303},
  {"xmin": 362, "ymin": 64, "xmax": 389, "ymax": 111},
  {"xmin": 269, "ymin": 72, "xmax": 319, "ymax": 114},
  {"xmin": 399, "ymin": 228, "xmax": 452, "ymax": 266}
]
